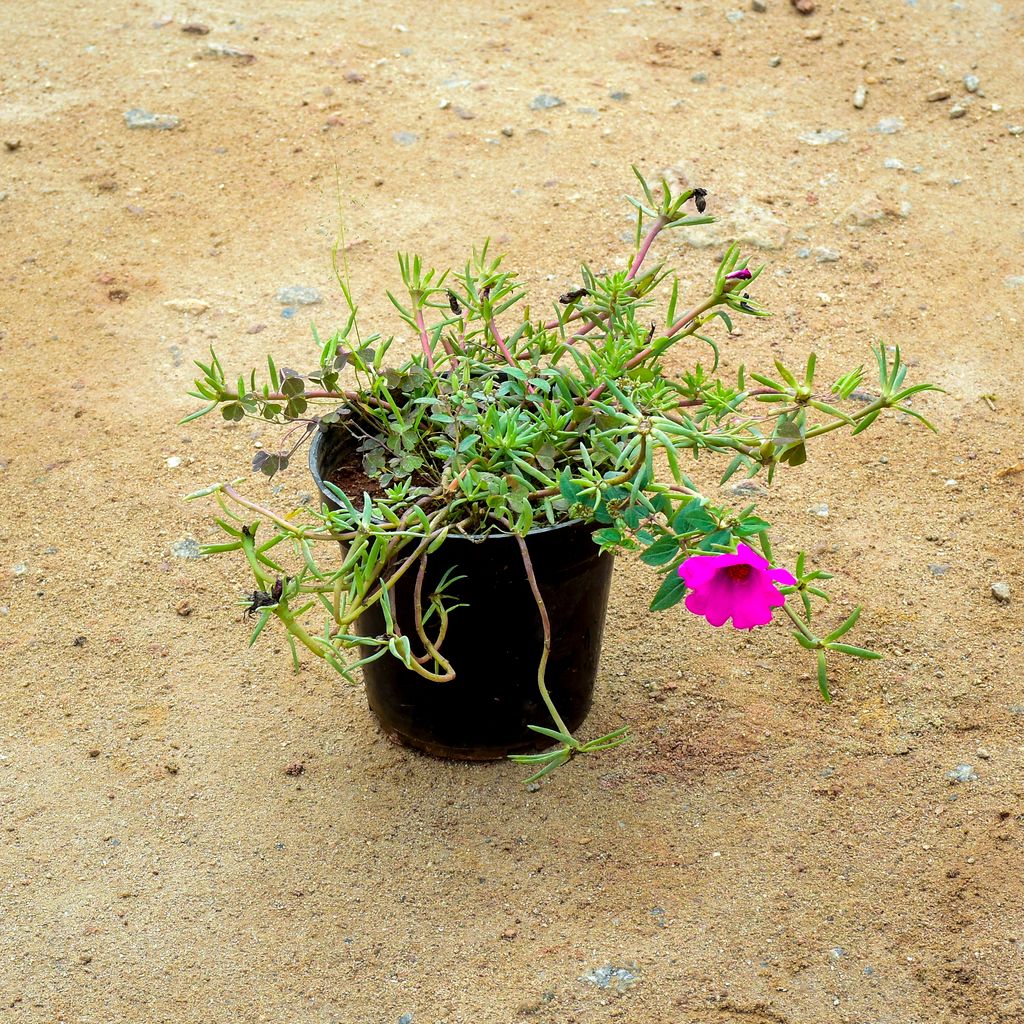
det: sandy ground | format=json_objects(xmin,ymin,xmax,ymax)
[{"xmin": 2, "ymin": 1, "xmax": 1023, "ymax": 1021}]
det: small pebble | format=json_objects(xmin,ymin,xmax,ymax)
[
  {"xmin": 501, "ymin": 126, "xmax": 514, "ymax": 137},
  {"xmin": 180, "ymin": 22, "xmax": 210, "ymax": 34},
  {"xmin": 991, "ymin": 581, "xmax": 1011, "ymax": 604},
  {"xmin": 800, "ymin": 129, "xmax": 847, "ymax": 145},
  {"xmin": 976, "ymin": 747, "xmax": 991, "ymax": 760},
  {"xmin": 164, "ymin": 298, "xmax": 209, "ymax": 314},
  {"xmin": 928, "ymin": 564, "xmax": 950, "ymax": 577},
  {"xmin": 769, "ymin": 55, "xmax": 782, "ymax": 67},
  {"xmin": 201, "ymin": 42, "xmax": 255, "ymax": 63},
  {"xmin": 88, "ymin": 748, "xmax": 101, "ymax": 758},
  {"xmin": 884, "ymin": 158, "xmax": 905, "ymax": 169},
  {"xmin": 530, "ymin": 94, "xmax": 563, "ymax": 110},
  {"xmin": 393, "ymin": 131, "xmax": 418, "ymax": 146},
  {"xmin": 171, "ymin": 538, "xmax": 202, "ymax": 560},
  {"xmin": 276, "ymin": 286, "xmax": 321, "ymax": 306},
  {"xmin": 175, "ymin": 599, "xmax": 193, "ymax": 617},
  {"xmin": 751, "ymin": 0, "xmax": 767, "ymax": 10},
  {"xmin": 963, "ymin": 74, "xmax": 980, "ymax": 93},
  {"xmin": 926, "ymin": 88, "xmax": 950, "ymax": 102},
  {"xmin": 124, "ymin": 108, "xmax": 180, "ymax": 131},
  {"xmin": 853, "ymin": 86, "xmax": 867, "ymax": 110},
  {"xmin": 1008, "ymin": 125, "xmax": 1024, "ymax": 136},
  {"xmin": 284, "ymin": 762, "xmax": 305, "ymax": 777},
  {"xmin": 874, "ymin": 117, "xmax": 904, "ymax": 134},
  {"xmin": 948, "ymin": 764, "xmax": 978, "ymax": 784},
  {"xmin": 804, "ymin": 28, "xmax": 823, "ymax": 41},
  {"xmin": 949, "ymin": 105, "xmax": 967, "ymax": 119},
  {"xmin": 690, "ymin": 71, "xmax": 708, "ymax": 83},
  {"xmin": 12, "ymin": 562, "xmax": 28, "ymax": 577},
  {"xmin": 808, "ymin": 503, "xmax": 830, "ymax": 520}
]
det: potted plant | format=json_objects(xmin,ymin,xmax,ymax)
[{"xmin": 184, "ymin": 169, "xmax": 938, "ymax": 782}]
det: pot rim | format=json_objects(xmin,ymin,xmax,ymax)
[{"xmin": 308, "ymin": 424, "xmax": 589, "ymax": 542}]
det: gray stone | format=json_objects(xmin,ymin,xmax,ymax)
[
  {"xmin": 171, "ymin": 538, "xmax": 202, "ymax": 560},
  {"xmin": 926, "ymin": 88, "xmax": 950, "ymax": 102},
  {"xmin": 873, "ymin": 117, "xmax": 904, "ymax": 134},
  {"xmin": 1009, "ymin": 125, "xmax": 1024, "ymax": 136},
  {"xmin": 398, "ymin": 1015, "xmax": 413, "ymax": 1024},
  {"xmin": 609, "ymin": 90, "xmax": 630, "ymax": 101},
  {"xmin": 12, "ymin": 562, "xmax": 28, "ymax": 577},
  {"xmin": 947, "ymin": 764, "xmax": 978, "ymax": 784},
  {"xmin": 949, "ymin": 104, "xmax": 967, "ymax": 119},
  {"xmin": 201, "ymin": 42, "xmax": 255, "ymax": 62},
  {"xmin": 124, "ymin": 108, "xmax": 181, "ymax": 131},
  {"xmin": 884, "ymin": 158, "xmax": 905, "ymax": 169},
  {"xmin": 799, "ymin": 129, "xmax": 847, "ymax": 146},
  {"xmin": 814, "ymin": 247, "xmax": 840, "ymax": 263},
  {"xmin": 991, "ymin": 581, "xmax": 1011, "ymax": 604},
  {"xmin": 691, "ymin": 71, "xmax": 708, "ymax": 83},
  {"xmin": 752, "ymin": 0, "xmax": 767, "ymax": 10},
  {"xmin": 1003, "ymin": 276, "xmax": 1024, "ymax": 289},
  {"xmin": 581, "ymin": 965, "xmax": 638, "ymax": 993},
  {"xmin": 769, "ymin": 55, "xmax": 782, "ymax": 67},
  {"xmin": 928, "ymin": 564, "xmax": 950, "ymax": 576},
  {"xmin": 727, "ymin": 480, "xmax": 769, "ymax": 498},
  {"xmin": 963, "ymin": 74, "xmax": 980, "ymax": 93},
  {"xmin": 853, "ymin": 86, "xmax": 867, "ymax": 110},
  {"xmin": 393, "ymin": 131, "xmax": 418, "ymax": 146},
  {"xmin": 530, "ymin": 94, "xmax": 563, "ymax": 110},
  {"xmin": 276, "ymin": 286, "xmax": 321, "ymax": 306},
  {"xmin": 725, "ymin": 10, "xmax": 745, "ymax": 23},
  {"xmin": 808, "ymin": 503, "xmax": 830, "ymax": 520},
  {"xmin": 835, "ymin": 192, "xmax": 896, "ymax": 228},
  {"xmin": 673, "ymin": 195, "xmax": 789, "ymax": 250}
]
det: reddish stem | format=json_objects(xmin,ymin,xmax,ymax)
[
  {"xmin": 626, "ymin": 216, "xmax": 667, "ymax": 281},
  {"xmin": 487, "ymin": 315, "xmax": 517, "ymax": 367},
  {"xmin": 414, "ymin": 309, "xmax": 437, "ymax": 370},
  {"xmin": 584, "ymin": 297, "xmax": 720, "ymax": 403}
]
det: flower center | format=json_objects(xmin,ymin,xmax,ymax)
[{"xmin": 725, "ymin": 563, "xmax": 753, "ymax": 581}]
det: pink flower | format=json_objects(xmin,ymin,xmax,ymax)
[
  {"xmin": 677, "ymin": 542, "xmax": 797, "ymax": 630},
  {"xmin": 725, "ymin": 268, "xmax": 752, "ymax": 281}
]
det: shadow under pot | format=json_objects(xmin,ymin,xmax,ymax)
[{"xmin": 308, "ymin": 425, "xmax": 615, "ymax": 760}]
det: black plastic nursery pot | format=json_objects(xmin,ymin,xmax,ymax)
[{"xmin": 309, "ymin": 426, "xmax": 615, "ymax": 760}]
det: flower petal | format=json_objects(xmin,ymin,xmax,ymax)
[{"xmin": 767, "ymin": 566, "xmax": 798, "ymax": 587}]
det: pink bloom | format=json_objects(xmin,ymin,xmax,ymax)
[
  {"xmin": 725, "ymin": 268, "xmax": 752, "ymax": 281},
  {"xmin": 677, "ymin": 542, "xmax": 797, "ymax": 630}
]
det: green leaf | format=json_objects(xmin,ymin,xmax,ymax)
[
  {"xmin": 640, "ymin": 536, "xmax": 680, "ymax": 566},
  {"xmin": 650, "ymin": 572, "xmax": 687, "ymax": 612},
  {"xmin": 593, "ymin": 527, "xmax": 623, "ymax": 547},
  {"xmin": 817, "ymin": 650, "xmax": 832, "ymax": 702},
  {"xmin": 180, "ymin": 403, "xmax": 218, "ymax": 424},
  {"xmin": 527, "ymin": 724, "xmax": 579, "ymax": 747},
  {"xmin": 698, "ymin": 529, "xmax": 732, "ymax": 551},
  {"xmin": 827, "ymin": 643, "xmax": 883, "ymax": 659},
  {"xmin": 824, "ymin": 606, "xmax": 861, "ymax": 642}
]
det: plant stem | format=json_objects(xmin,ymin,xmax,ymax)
[
  {"xmin": 514, "ymin": 534, "xmax": 572, "ymax": 738},
  {"xmin": 627, "ymin": 215, "xmax": 667, "ymax": 281},
  {"xmin": 487, "ymin": 314, "xmax": 517, "ymax": 366}
]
